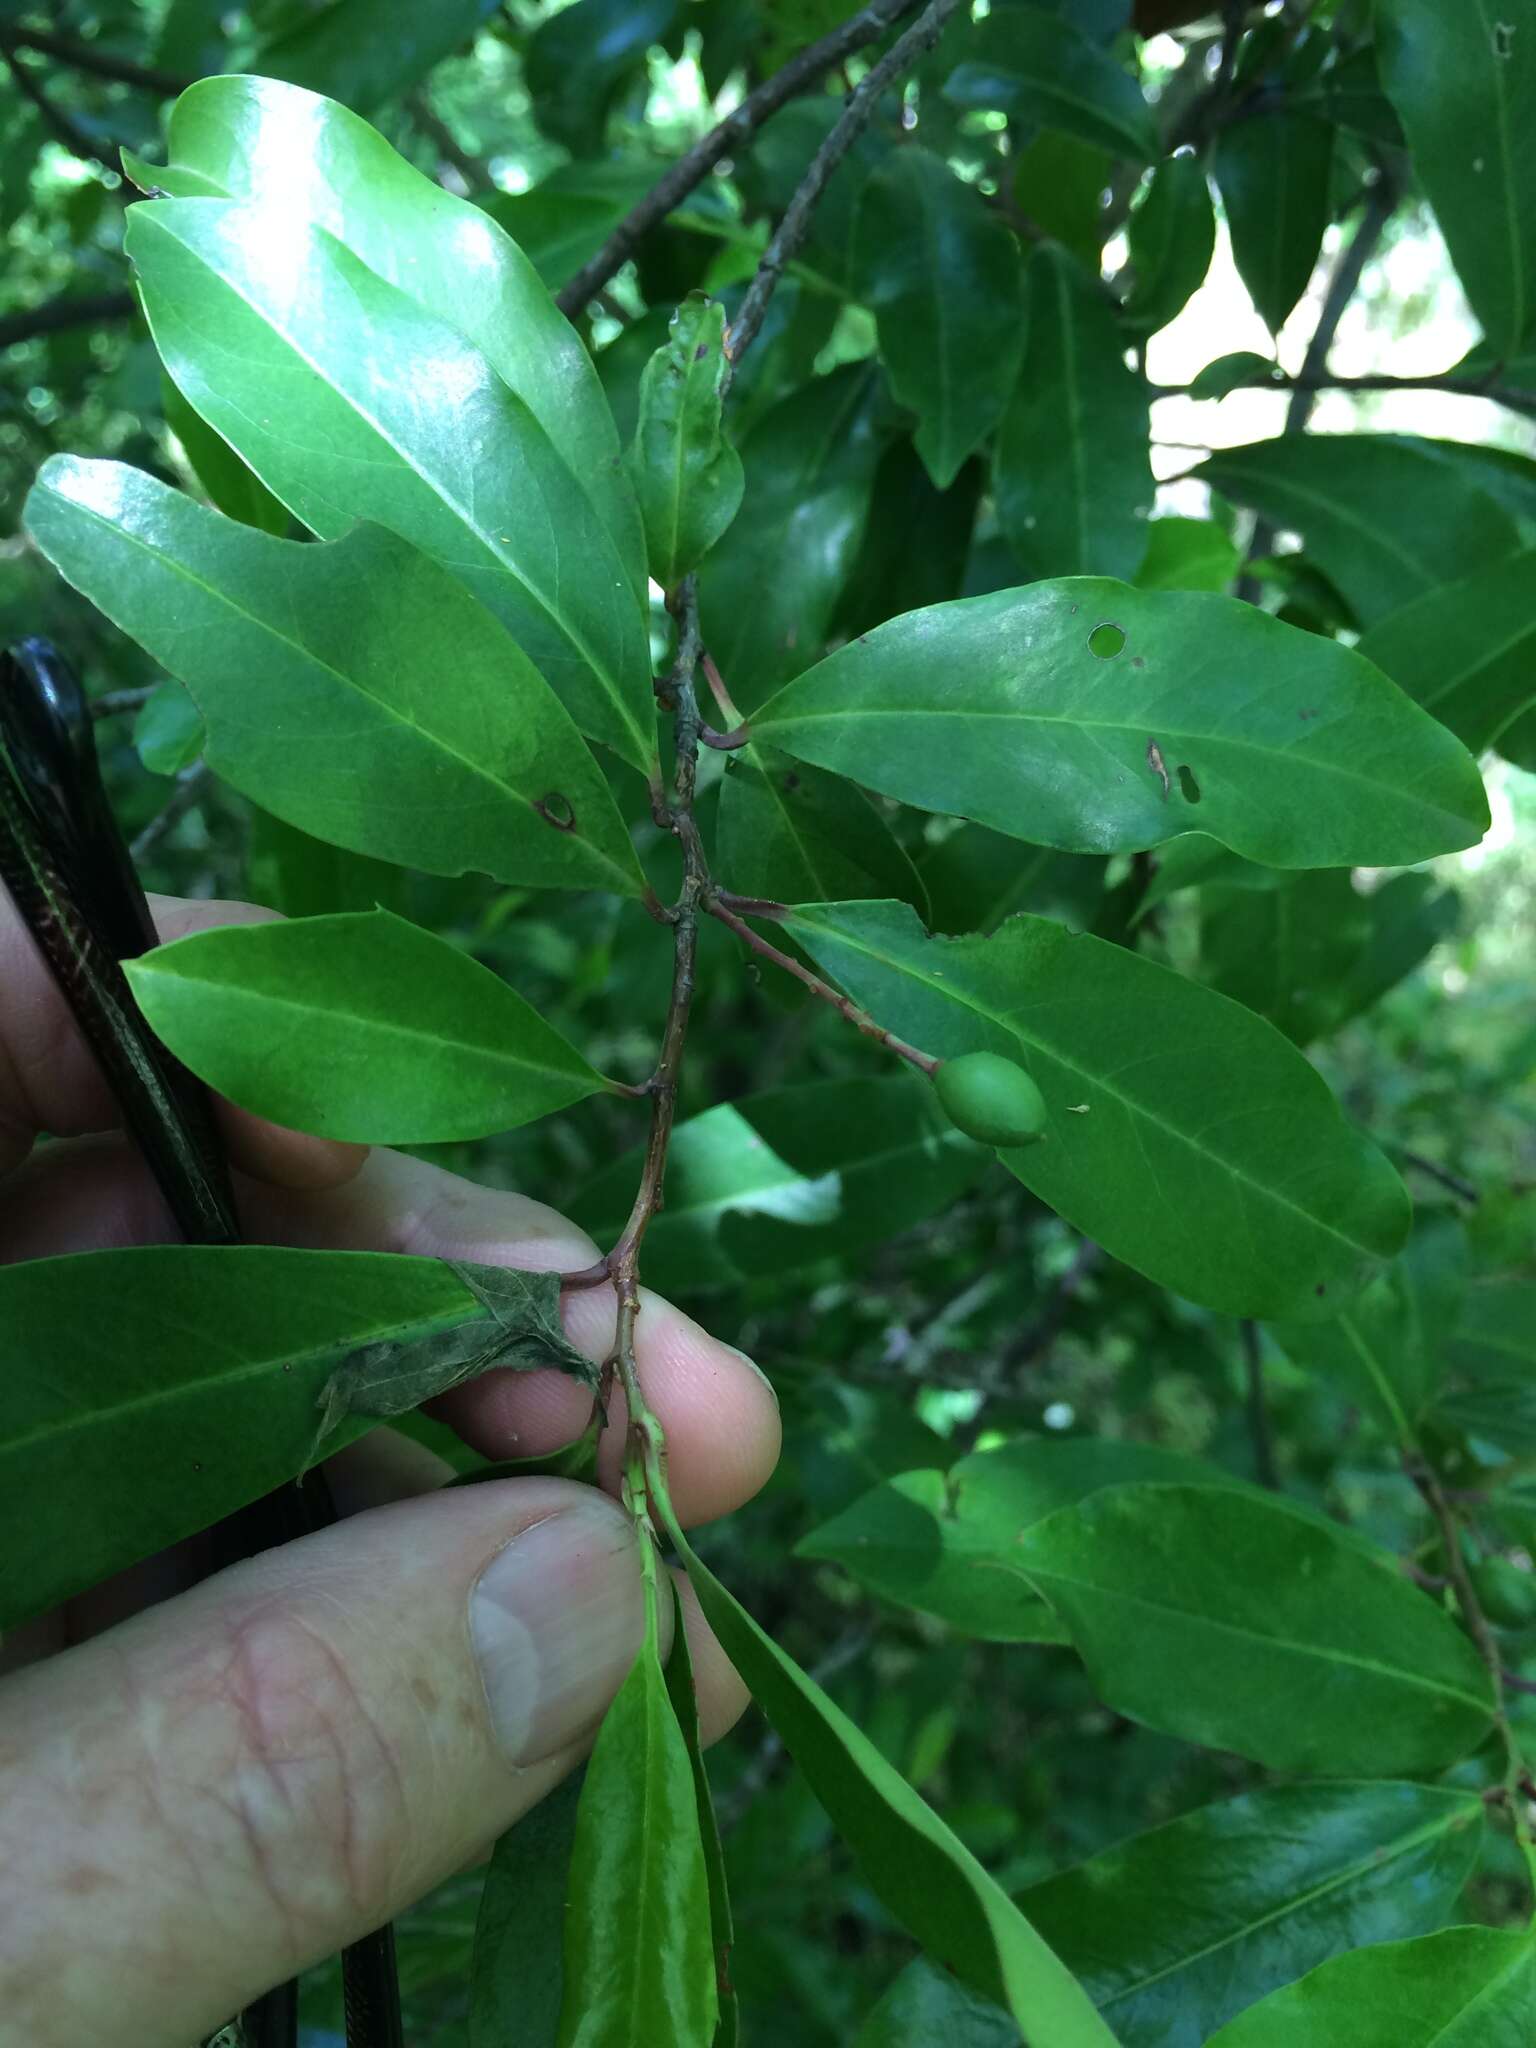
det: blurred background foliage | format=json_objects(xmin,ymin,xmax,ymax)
[{"xmin": 2, "ymin": 3, "xmax": 1535, "ymax": 2041}]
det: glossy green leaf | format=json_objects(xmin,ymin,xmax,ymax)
[
  {"xmin": 557, "ymin": 1536, "xmax": 716, "ymax": 2048},
  {"xmin": 662, "ymin": 1580, "xmax": 737, "ymax": 2045},
  {"xmin": 162, "ymin": 373, "xmax": 289, "ymax": 535},
  {"xmin": 716, "ymin": 746, "xmax": 928, "ymax": 915},
  {"xmin": 798, "ymin": 1439, "xmax": 1254, "ymax": 1643},
  {"xmin": 943, "ymin": 9, "xmax": 1157, "ymax": 161},
  {"xmin": 855, "ymin": 148, "xmax": 1025, "ymax": 489},
  {"xmin": 1123, "ymin": 153, "xmax": 1216, "ymax": 337},
  {"xmin": 142, "ymin": 76, "xmax": 643, "ymax": 588},
  {"xmin": 697, "ymin": 367, "xmax": 886, "ymax": 713},
  {"xmin": 659, "ymin": 1498, "xmax": 1118, "ymax": 2044},
  {"xmin": 1270, "ymin": 1215, "xmax": 1468, "ymax": 1443},
  {"xmin": 1376, "ymin": 0, "xmax": 1536, "ymax": 359},
  {"xmin": 125, "ymin": 198, "xmax": 654, "ymax": 765},
  {"xmin": 1206, "ymin": 1927, "xmax": 1536, "ymax": 2047},
  {"xmin": 25, "ymin": 459, "xmax": 647, "ymax": 898},
  {"xmin": 1359, "ymin": 549, "xmax": 1536, "ymax": 755},
  {"xmin": 752, "ymin": 581, "xmax": 1489, "ymax": 867},
  {"xmin": 627, "ymin": 293, "xmax": 744, "ymax": 587},
  {"xmin": 131, "ymin": 677, "xmax": 203, "ymax": 777},
  {"xmin": 1212, "ymin": 111, "xmax": 1335, "ymax": 333},
  {"xmin": 1195, "ymin": 435, "xmax": 1521, "ymax": 628},
  {"xmin": 0, "ymin": 1247, "xmax": 579, "ymax": 1627},
  {"xmin": 125, "ymin": 909, "xmax": 606, "ymax": 1144},
  {"xmin": 1021, "ymin": 1781, "xmax": 1485, "ymax": 2048},
  {"xmin": 1134, "ymin": 516, "xmax": 1242, "ymax": 593},
  {"xmin": 570, "ymin": 1077, "xmax": 986, "ymax": 1295},
  {"xmin": 853, "ymin": 1958, "xmax": 1016, "ymax": 2046},
  {"xmin": 253, "ymin": 0, "xmax": 492, "ymax": 113},
  {"xmin": 471, "ymin": 1770, "xmax": 584, "ymax": 2048},
  {"xmin": 1014, "ymin": 1482, "xmax": 1494, "ymax": 1773},
  {"xmin": 781, "ymin": 900, "xmax": 1408, "ymax": 1318},
  {"xmin": 996, "ymin": 246, "xmax": 1151, "ymax": 582},
  {"xmin": 527, "ymin": 0, "xmax": 679, "ymax": 156}
]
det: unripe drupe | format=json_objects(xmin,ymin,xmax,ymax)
[{"xmin": 933, "ymin": 1050, "xmax": 1047, "ymax": 1148}]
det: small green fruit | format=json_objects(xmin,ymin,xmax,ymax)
[
  {"xmin": 1470, "ymin": 1558, "xmax": 1536, "ymax": 1630},
  {"xmin": 933, "ymin": 1051, "xmax": 1047, "ymax": 1148}
]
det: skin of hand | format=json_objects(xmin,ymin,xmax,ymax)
[{"xmin": 0, "ymin": 892, "xmax": 781, "ymax": 2048}]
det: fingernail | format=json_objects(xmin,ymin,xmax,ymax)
[
  {"xmin": 726, "ymin": 1343, "xmax": 778, "ymax": 1406},
  {"xmin": 470, "ymin": 1495, "xmax": 649, "ymax": 1766}
]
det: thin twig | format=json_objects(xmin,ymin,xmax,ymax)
[
  {"xmin": 91, "ymin": 685, "xmax": 155, "ymax": 720},
  {"xmin": 706, "ymin": 893, "xmax": 939, "ymax": 1077},
  {"xmin": 0, "ymin": 289, "xmax": 136, "ymax": 352},
  {"xmin": 0, "ymin": 26, "xmax": 188, "ymax": 96},
  {"xmin": 1157, "ymin": 370, "xmax": 1536, "ymax": 415},
  {"xmin": 1241, "ymin": 1320, "xmax": 1282, "ymax": 1491},
  {"xmin": 718, "ymin": 1622, "xmax": 874, "ymax": 1829},
  {"xmin": 129, "ymin": 761, "xmax": 210, "ymax": 861},
  {"xmin": 406, "ymin": 90, "xmax": 485, "ymax": 188},
  {"xmin": 1395, "ymin": 1148, "xmax": 1480, "ymax": 1207},
  {"xmin": 725, "ymin": 0, "xmax": 966, "ymax": 372},
  {"xmin": 1407, "ymin": 1453, "xmax": 1536, "ymax": 1896},
  {"xmin": 554, "ymin": 0, "xmax": 926, "ymax": 317},
  {"xmin": 0, "ymin": 39, "xmax": 133, "ymax": 182}
]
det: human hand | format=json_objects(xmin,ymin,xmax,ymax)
[{"xmin": 0, "ymin": 892, "xmax": 781, "ymax": 2048}]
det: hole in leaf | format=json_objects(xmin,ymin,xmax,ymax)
[
  {"xmin": 534, "ymin": 791, "xmax": 577, "ymax": 831},
  {"xmin": 1177, "ymin": 764, "xmax": 1201, "ymax": 804},
  {"xmin": 1088, "ymin": 622, "xmax": 1125, "ymax": 659}
]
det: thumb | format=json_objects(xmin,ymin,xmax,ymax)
[{"xmin": 0, "ymin": 1478, "xmax": 668, "ymax": 2047}]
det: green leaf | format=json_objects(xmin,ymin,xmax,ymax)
[
  {"xmin": 527, "ymin": 0, "xmax": 680, "ymax": 156},
  {"xmin": 570, "ymin": 1077, "xmax": 986, "ymax": 1295},
  {"xmin": 920, "ymin": 826, "xmax": 1106, "ymax": 937},
  {"xmin": 716, "ymin": 746, "xmax": 928, "ymax": 915},
  {"xmin": 855, "ymin": 148, "xmax": 1025, "ymax": 490},
  {"xmin": 1358, "ymin": 549, "xmax": 1536, "ymax": 755},
  {"xmin": 1375, "ymin": 0, "xmax": 1536, "ymax": 360},
  {"xmin": 124, "ymin": 908, "xmax": 607, "ymax": 1144},
  {"xmin": 1014, "ymin": 1482, "xmax": 1494, "ymax": 1773},
  {"xmin": 657, "ymin": 1496, "xmax": 1118, "ymax": 2044},
  {"xmin": 1012, "ymin": 129, "xmax": 1113, "ymax": 272},
  {"xmin": 471, "ymin": 1770, "xmax": 584, "ymax": 2048},
  {"xmin": 942, "ymin": 9, "xmax": 1158, "ymax": 161},
  {"xmin": 1123, "ymin": 153, "xmax": 1216, "ymax": 337},
  {"xmin": 1188, "ymin": 351, "xmax": 1283, "ymax": 399},
  {"xmin": 25, "ymin": 460, "xmax": 647, "ymax": 898},
  {"xmin": 662, "ymin": 1580, "xmax": 737, "ymax": 2045},
  {"xmin": 246, "ymin": 808, "xmax": 408, "ymax": 921},
  {"xmin": 1199, "ymin": 870, "xmax": 1373, "ymax": 1044},
  {"xmin": 780, "ymin": 900, "xmax": 1408, "ymax": 1319},
  {"xmin": 1021, "ymin": 1781, "xmax": 1485, "ymax": 2048},
  {"xmin": 1134, "ymin": 516, "xmax": 1242, "ymax": 593},
  {"xmin": 751, "ymin": 581, "xmax": 1489, "ymax": 868},
  {"xmin": 0, "ymin": 1247, "xmax": 580, "ymax": 1627},
  {"xmin": 1212, "ymin": 111, "xmax": 1335, "ymax": 333},
  {"xmin": 146, "ymin": 76, "xmax": 643, "ymax": 591},
  {"xmin": 487, "ymin": 161, "xmax": 656, "ymax": 292},
  {"xmin": 834, "ymin": 437, "xmax": 982, "ymax": 639},
  {"xmin": 696, "ymin": 366, "xmax": 886, "ymax": 713},
  {"xmin": 1205, "ymin": 1927, "xmax": 1536, "ymax": 2046},
  {"xmin": 626, "ymin": 294, "xmax": 744, "ymax": 587},
  {"xmin": 798, "ymin": 1439, "xmax": 1254, "ymax": 1643},
  {"xmin": 1269, "ymin": 1215, "xmax": 1468, "ymax": 1443},
  {"xmin": 996, "ymin": 246, "xmax": 1151, "ymax": 582},
  {"xmin": 557, "ymin": 1533, "xmax": 716, "ymax": 2048},
  {"xmin": 253, "ymin": 0, "xmax": 493, "ymax": 113},
  {"xmin": 131, "ymin": 677, "xmax": 203, "ymax": 777},
  {"xmin": 1194, "ymin": 435, "xmax": 1522, "ymax": 628},
  {"xmin": 162, "ymin": 373, "xmax": 289, "ymax": 536},
  {"xmin": 853, "ymin": 1958, "xmax": 1017, "ymax": 2046}
]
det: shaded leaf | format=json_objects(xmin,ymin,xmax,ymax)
[
  {"xmin": 853, "ymin": 1958, "xmax": 1016, "ymax": 2046},
  {"xmin": 919, "ymin": 826, "xmax": 1106, "ymax": 937},
  {"xmin": 1359, "ymin": 549, "xmax": 1536, "ymax": 756},
  {"xmin": 1123, "ymin": 153, "xmax": 1216, "ymax": 336},
  {"xmin": 834, "ymin": 438, "xmax": 982, "ymax": 639},
  {"xmin": 752, "ymin": 581, "xmax": 1489, "ymax": 867},
  {"xmin": 716, "ymin": 746, "xmax": 928, "ymax": 915},
  {"xmin": 943, "ymin": 9, "xmax": 1157, "ymax": 161},
  {"xmin": 125, "ymin": 909, "xmax": 606, "ymax": 1144},
  {"xmin": 527, "ymin": 0, "xmax": 680, "ymax": 156},
  {"xmin": 627, "ymin": 293, "xmax": 744, "ymax": 587},
  {"xmin": 1134, "ymin": 516, "xmax": 1241, "ymax": 593},
  {"xmin": 663, "ymin": 1580, "xmax": 738, "ymax": 2045},
  {"xmin": 1205, "ymin": 1926, "xmax": 1536, "ymax": 2047},
  {"xmin": 25, "ymin": 460, "xmax": 647, "ymax": 897},
  {"xmin": 1022, "ymin": 1781, "xmax": 1485, "ymax": 2048},
  {"xmin": 162, "ymin": 373, "xmax": 289, "ymax": 536},
  {"xmin": 254, "ymin": 0, "xmax": 494, "ymax": 113},
  {"xmin": 1015, "ymin": 1482, "xmax": 1494, "ymax": 1773},
  {"xmin": 1012, "ymin": 129, "xmax": 1112, "ymax": 272},
  {"xmin": 471, "ymin": 1770, "xmax": 585, "ymax": 2048},
  {"xmin": 856, "ymin": 148, "xmax": 1025, "ymax": 489},
  {"xmin": 996, "ymin": 245, "xmax": 1150, "ymax": 582},
  {"xmin": 131, "ymin": 677, "xmax": 203, "ymax": 777},
  {"xmin": 1213, "ymin": 111, "xmax": 1335, "ymax": 334},
  {"xmin": 781, "ymin": 900, "xmax": 1409, "ymax": 1319},
  {"xmin": 1199, "ymin": 870, "xmax": 1372, "ymax": 1044}
]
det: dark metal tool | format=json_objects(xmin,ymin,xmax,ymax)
[{"xmin": 0, "ymin": 639, "xmax": 403, "ymax": 2048}]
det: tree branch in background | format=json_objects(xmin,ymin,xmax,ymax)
[
  {"xmin": 0, "ymin": 37, "xmax": 130, "ymax": 177},
  {"xmin": 1241, "ymin": 1320, "xmax": 1282, "ymax": 1491},
  {"xmin": 1395, "ymin": 1148, "xmax": 1480, "ymax": 1207},
  {"xmin": 724, "ymin": 0, "xmax": 966, "ymax": 370},
  {"xmin": 0, "ymin": 25, "xmax": 189, "ymax": 98},
  {"xmin": 0, "ymin": 289, "xmax": 135, "ymax": 352},
  {"xmin": 406, "ymin": 90, "xmax": 486, "ymax": 190},
  {"xmin": 554, "ymin": 0, "xmax": 929, "ymax": 317},
  {"xmin": 129, "ymin": 762, "xmax": 211, "ymax": 862}
]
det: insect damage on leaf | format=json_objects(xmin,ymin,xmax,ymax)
[{"xmin": 305, "ymin": 1260, "xmax": 599, "ymax": 1470}]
